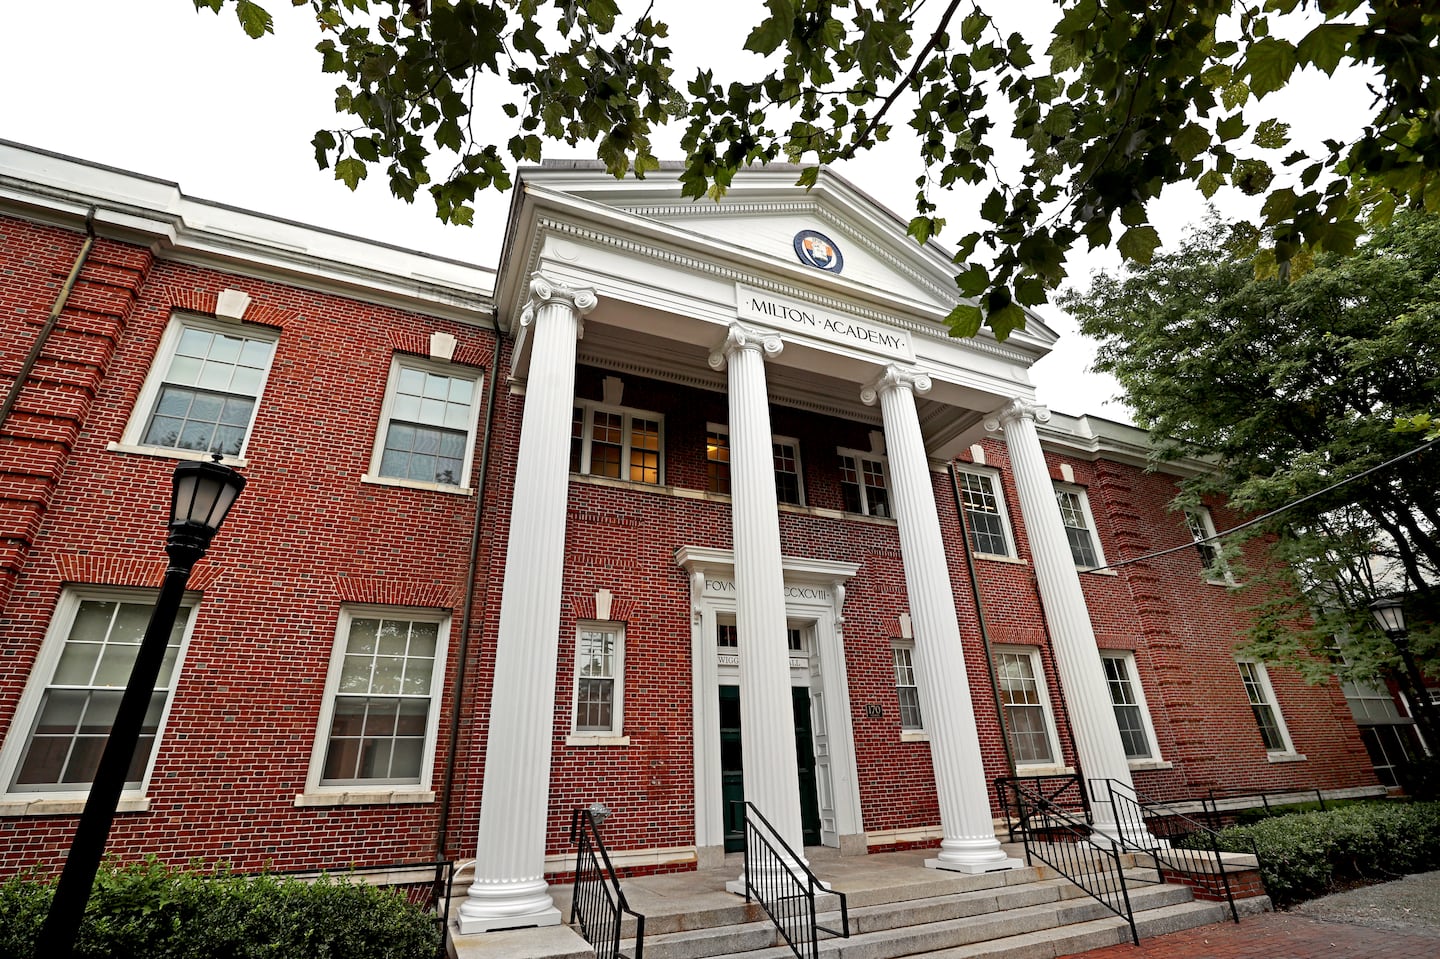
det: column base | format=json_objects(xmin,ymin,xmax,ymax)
[
  {"xmin": 925, "ymin": 836, "xmax": 1025, "ymax": 874},
  {"xmin": 456, "ymin": 877, "xmax": 562, "ymax": 934}
]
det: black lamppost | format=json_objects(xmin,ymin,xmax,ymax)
[
  {"xmin": 35, "ymin": 456, "xmax": 246, "ymax": 958},
  {"xmin": 1370, "ymin": 595, "xmax": 1440, "ymax": 749}
]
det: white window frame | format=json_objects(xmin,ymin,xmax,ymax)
[
  {"xmin": 299, "ymin": 605, "xmax": 451, "ymax": 803},
  {"xmin": 1236, "ymin": 659, "xmax": 1302, "ymax": 760},
  {"xmin": 837, "ymin": 447, "xmax": 892, "ymax": 517},
  {"xmin": 568, "ymin": 622, "xmax": 629, "ymax": 746},
  {"xmin": 572, "ymin": 401, "xmax": 665, "ymax": 486},
  {"xmin": 1054, "ymin": 484, "xmax": 1107, "ymax": 570},
  {"xmin": 892, "ymin": 642, "xmax": 925, "ymax": 737},
  {"xmin": 362, "ymin": 355, "xmax": 483, "ymax": 494},
  {"xmin": 705, "ymin": 425, "xmax": 805, "ymax": 506},
  {"xmin": 956, "ymin": 467, "xmax": 1017, "ymax": 559},
  {"xmin": 1101, "ymin": 652, "xmax": 1164, "ymax": 766},
  {"xmin": 993, "ymin": 646, "xmax": 1065, "ymax": 770},
  {"xmin": 1184, "ymin": 506, "xmax": 1234, "ymax": 584},
  {"xmin": 0, "ymin": 587, "xmax": 201, "ymax": 813},
  {"xmin": 112, "ymin": 313, "xmax": 278, "ymax": 465}
]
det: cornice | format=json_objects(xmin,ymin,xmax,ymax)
[{"xmin": 533, "ymin": 215, "xmax": 1036, "ymax": 367}]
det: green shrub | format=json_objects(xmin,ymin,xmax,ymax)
[
  {"xmin": 0, "ymin": 859, "xmax": 442, "ymax": 959},
  {"xmin": 1199, "ymin": 800, "xmax": 1440, "ymax": 907}
]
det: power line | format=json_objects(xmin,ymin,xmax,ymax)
[{"xmin": 1086, "ymin": 434, "xmax": 1440, "ymax": 574}]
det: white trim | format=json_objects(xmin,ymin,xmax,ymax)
[
  {"xmin": 1235, "ymin": 658, "xmax": 1299, "ymax": 758},
  {"xmin": 572, "ymin": 399, "xmax": 665, "ymax": 486},
  {"xmin": 303, "ymin": 605, "xmax": 451, "ymax": 796},
  {"xmin": 955, "ymin": 466, "xmax": 1017, "ymax": 559},
  {"xmin": 116, "ymin": 312, "xmax": 278, "ymax": 460},
  {"xmin": 1100, "ymin": 651, "xmax": 1163, "ymax": 764},
  {"xmin": 1053, "ymin": 483, "xmax": 1108, "ymax": 570},
  {"xmin": 992, "ymin": 645, "xmax": 1064, "ymax": 770},
  {"xmin": 365, "ymin": 354, "xmax": 483, "ymax": 492},
  {"xmin": 0, "ymin": 587, "xmax": 202, "ymax": 803},
  {"xmin": 570, "ymin": 621, "xmax": 625, "ymax": 737}
]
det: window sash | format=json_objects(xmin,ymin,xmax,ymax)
[
  {"xmin": 574, "ymin": 626, "xmax": 623, "ymax": 734},
  {"xmin": 318, "ymin": 613, "xmax": 445, "ymax": 787},
  {"xmin": 1056, "ymin": 490, "xmax": 1100, "ymax": 567},
  {"xmin": 572, "ymin": 404, "xmax": 663, "ymax": 486},
  {"xmin": 378, "ymin": 366, "xmax": 476, "ymax": 486},
  {"xmin": 1102, "ymin": 655, "xmax": 1153, "ymax": 760},
  {"xmin": 773, "ymin": 441, "xmax": 802, "ymax": 505},
  {"xmin": 995, "ymin": 651, "xmax": 1056, "ymax": 765},
  {"xmin": 8, "ymin": 595, "xmax": 194, "ymax": 794},
  {"xmin": 893, "ymin": 646, "xmax": 923, "ymax": 730},
  {"xmin": 840, "ymin": 452, "xmax": 890, "ymax": 517},
  {"xmin": 959, "ymin": 471, "xmax": 1011, "ymax": 556},
  {"xmin": 1238, "ymin": 661, "xmax": 1288, "ymax": 752}
]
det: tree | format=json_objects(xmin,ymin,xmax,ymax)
[
  {"xmin": 1061, "ymin": 208, "xmax": 1439, "ymax": 743},
  {"xmin": 193, "ymin": 0, "xmax": 1440, "ymax": 341}
]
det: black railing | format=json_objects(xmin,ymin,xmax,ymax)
[
  {"xmin": 734, "ymin": 801, "xmax": 849, "ymax": 959},
  {"xmin": 1098, "ymin": 779, "xmax": 1256, "ymax": 924},
  {"xmin": 251, "ymin": 859, "xmax": 454, "ymax": 958},
  {"xmin": 994, "ymin": 773, "xmax": 1092, "ymax": 842},
  {"xmin": 569, "ymin": 807, "xmax": 646, "ymax": 959},
  {"xmin": 1201, "ymin": 786, "xmax": 1327, "ymax": 829},
  {"xmin": 999, "ymin": 778, "xmax": 1138, "ymax": 946}
]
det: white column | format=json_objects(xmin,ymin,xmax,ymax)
[
  {"xmin": 863, "ymin": 366, "xmax": 1023, "ymax": 873},
  {"xmin": 458, "ymin": 274, "xmax": 596, "ymax": 933},
  {"xmin": 983, "ymin": 399, "xmax": 1134, "ymax": 838},
  {"xmin": 708, "ymin": 324, "xmax": 806, "ymax": 876}
]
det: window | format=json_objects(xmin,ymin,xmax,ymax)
[
  {"xmin": 994, "ymin": 649, "xmax": 1060, "ymax": 766},
  {"xmin": 705, "ymin": 427, "xmax": 805, "ymax": 505},
  {"xmin": 573, "ymin": 624, "xmax": 624, "ymax": 735},
  {"xmin": 773, "ymin": 440, "xmax": 804, "ymax": 506},
  {"xmin": 312, "ymin": 608, "xmax": 449, "ymax": 788},
  {"xmin": 369, "ymin": 358, "xmax": 482, "ymax": 489},
  {"xmin": 957, "ymin": 469, "xmax": 1014, "ymax": 557},
  {"xmin": 121, "ymin": 315, "xmax": 277, "ymax": 459},
  {"xmin": 572, "ymin": 402, "xmax": 663, "ymax": 485},
  {"xmin": 1184, "ymin": 507, "xmax": 1232, "ymax": 582},
  {"xmin": 839, "ymin": 451, "xmax": 891, "ymax": 517},
  {"xmin": 1102, "ymin": 653, "xmax": 1157, "ymax": 761},
  {"xmin": 716, "ymin": 622, "xmax": 738, "ymax": 649},
  {"xmin": 1237, "ymin": 660, "xmax": 1294, "ymax": 755},
  {"xmin": 1054, "ymin": 487, "xmax": 1104, "ymax": 568},
  {"xmin": 0, "ymin": 590, "xmax": 198, "ymax": 795},
  {"xmin": 892, "ymin": 644, "xmax": 923, "ymax": 730}
]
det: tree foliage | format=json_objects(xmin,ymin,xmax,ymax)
[
  {"xmin": 192, "ymin": 0, "xmax": 1440, "ymax": 341},
  {"xmin": 1062, "ymin": 209, "xmax": 1438, "ymax": 728}
]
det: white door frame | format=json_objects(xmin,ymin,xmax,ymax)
[{"xmin": 677, "ymin": 545, "xmax": 863, "ymax": 858}]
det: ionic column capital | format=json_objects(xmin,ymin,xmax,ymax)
[
  {"xmin": 519, "ymin": 273, "xmax": 598, "ymax": 336},
  {"xmin": 708, "ymin": 323, "xmax": 784, "ymax": 371},
  {"xmin": 860, "ymin": 365, "xmax": 932, "ymax": 407},
  {"xmin": 982, "ymin": 397, "xmax": 1050, "ymax": 432}
]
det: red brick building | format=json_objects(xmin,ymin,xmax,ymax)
[{"xmin": 0, "ymin": 144, "xmax": 1378, "ymax": 931}]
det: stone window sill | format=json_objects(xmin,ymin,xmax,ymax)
[
  {"xmin": 900, "ymin": 730, "xmax": 930, "ymax": 743},
  {"xmin": 1127, "ymin": 759, "xmax": 1175, "ymax": 772},
  {"xmin": 360, "ymin": 474, "xmax": 472, "ymax": 496},
  {"xmin": 1266, "ymin": 752, "xmax": 1307, "ymax": 764},
  {"xmin": 0, "ymin": 796, "xmax": 151, "ymax": 817},
  {"xmin": 108, "ymin": 441, "xmax": 250, "ymax": 468},
  {"xmin": 566, "ymin": 734, "xmax": 631, "ymax": 747},
  {"xmin": 293, "ymin": 789, "xmax": 435, "ymax": 807}
]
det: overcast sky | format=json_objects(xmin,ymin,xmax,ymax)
[{"xmin": 0, "ymin": 1, "xmax": 1376, "ymax": 423}]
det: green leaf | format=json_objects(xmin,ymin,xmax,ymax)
[
  {"xmin": 1296, "ymin": 23, "xmax": 1363, "ymax": 76},
  {"xmin": 1253, "ymin": 119, "xmax": 1290, "ymax": 150},
  {"xmin": 980, "ymin": 188, "xmax": 1006, "ymax": 224},
  {"xmin": 1244, "ymin": 37, "xmax": 1298, "ymax": 98},
  {"xmin": 907, "ymin": 216, "xmax": 944, "ymax": 245},
  {"xmin": 234, "ymin": 0, "xmax": 273, "ymax": 39},
  {"xmin": 334, "ymin": 157, "xmax": 367, "ymax": 190},
  {"xmin": 1117, "ymin": 225, "xmax": 1161, "ymax": 264},
  {"xmin": 946, "ymin": 303, "xmax": 984, "ymax": 338},
  {"xmin": 955, "ymin": 264, "xmax": 988, "ymax": 297},
  {"xmin": 987, "ymin": 301, "xmax": 1027, "ymax": 340}
]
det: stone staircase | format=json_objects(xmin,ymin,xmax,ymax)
[{"xmin": 449, "ymin": 848, "xmax": 1270, "ymax": 959}]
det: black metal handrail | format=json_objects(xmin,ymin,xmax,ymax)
[
  {"xmin": 569, "ymin": 807, "xmax": 646, "ymax": 959},
  {"xmin": 734, "ymin": 801, "xmax": 849, "ymax": 959},
  {"xmin": 1098, "ymin": 779, "xmax": 1258, "ymax": 924},
  {"xmin": 994, "ymin": 773, "xmax": 1092, "ymax": 842},
  {"xmin": 1000, "ymin": 778, "xmax": 1138, "ymax": 945}
]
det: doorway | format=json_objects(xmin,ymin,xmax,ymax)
[{"xmin": 719, "ymin": 684, "xmax": 822, "ymax": 852}]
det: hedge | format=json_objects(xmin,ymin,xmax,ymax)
[
  {"xmin": 1201, "ymin": 800, "xmax": 1440, "ymax": 908},
  {"xmin": 0, "ymin": 859, "xmax": 442, "ymax": 959}
]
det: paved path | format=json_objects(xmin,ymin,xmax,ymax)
[{"xmin": 1068, "ymin": 871, "xmax": 1440, "ymax": 958}]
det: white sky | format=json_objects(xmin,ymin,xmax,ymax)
[{"xmin": 0, "ymin": 1, "xmax": 1377, "ymax": 423}]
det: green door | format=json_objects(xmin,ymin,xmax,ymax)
[{"xmin": 718, "ymin": 685, "xmax": 822, "ymax": 852}]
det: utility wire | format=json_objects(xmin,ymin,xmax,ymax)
[{"xmin": 1085, "ymin": 434, "xmax": 1440, "ymax": 574}]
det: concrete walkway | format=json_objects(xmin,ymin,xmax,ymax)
[{"xmin": 1066, "ymin": 871, "xmax": 1440, "ymax": 958}]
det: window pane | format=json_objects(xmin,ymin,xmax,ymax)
[
  {"xmin": 960, "ymin": 473, "xmax": 1009, "ymax": 555},
  {"xmin": 629, "ymin": 417, "xmax": 661, "ymax": 484},
  {"xmin": 707, "ymin": 431, "xmax": 731, "ymax": 494}
]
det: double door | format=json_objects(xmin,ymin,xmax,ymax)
[{"xmin": 719, "ymin": 684, "xmax": 821, "ymax": 852}]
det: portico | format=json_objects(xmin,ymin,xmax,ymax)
[{"xmin": 461, "ymin": 162, "xmax": 1131, "ymax": 931}]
